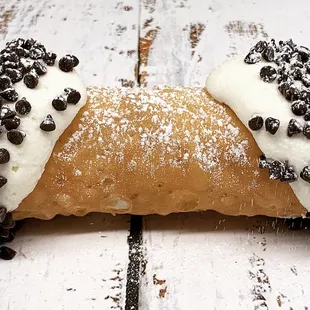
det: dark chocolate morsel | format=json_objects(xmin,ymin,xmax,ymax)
[
  {"xmin": 0, "ymin": 176, "xmax": 7, "ymax": 188},
  {"xmin": 43, "ymin": 52, "xmax": 57, "ymax": 66},
  {"xmin": 31, "ymin": 61, "xmax": 47, "ymax": 75},
  {"xmin": 0, "ymin": 228, "xmax": 9, "ymax": 239},
  {"xmin": 0, "ymin": 246, "xmax": 16, "ymax": 260},
  {"xmin": 15, "ymin": 97, "xmax": 31, "ymax": 115},
  {"xmin": 52, "ymin": 96, "xmax": 67, "ymax": 111},
  {"xmin": 302, "ymin": 76, "xmax": 310, "ymax": 88},
  {"xmin": 262, "ymin": 46, "xmax": 275, "ymax": 62},
  {"xmin": 248, "ymin": 116, "xmax": 264, "ymax": 131},
  {"xmin": 40, "ymin": 114, "xmax": 56, "ymax": 132},
  {"xmin": 0, "ymin": 213, "xmax": 14, "ymax": 229},
  {"xmin": 297, "ymin": 46, "xmax": 310, "ymax": 63},
  {"xmin": 287, "ymin": 119, "xmax": 303, "ymax": 137},
  {"xmin": 7, "ymin": 129, "xmax": 25, "ymax": 145},
  {"xmin": 303, "ymin": 124, "xmax": 310, "ymax": 139},
  {"xmin": 280, "ymin": 166, "xmax": 298, "ymax": 183},
  {"xmin": 19, "ymin": 58, "xmax": 32, "ymax": 74},
  {"xmin": 67, "ymin": 54, "xmax": 79, "ymax": 67},
  {"xmin": 4, "ymin": 68, "xmax": 23, "ymax": 83},
  {"xmin": 3, "ymin": 61, "xmax": 18, "ymax": 70},
  {"xmin": 29, "ymin": 46, "xmax": 44, "ymax": 60},
  {"xmin": 15, "ymin": 46, "xmax": 29, "ymax": 57},
  {"xmin": 2, "ymin": 116, "xmax": 20, "ymax": 130},
  {"xmin": 254, "ymin": 41, "xmax": 267, "ymax": 53},
  {"xmin": 0, "ymin": 76, "xmax": 12, "ymax": 92},
  {"xmin": 259, "ymin": 154, "xmax": 269, "ymax": 169},
  {"xmin": 23, "ymin": 38, "xmax": 36, "ymax": 50},
  {"xmin": 64, "ymin": 88, "xmax": 81, "ymax": 104},
  {"xmin": 244, "ymin": 51, "xmax": 261, "ymax": 64},
  {"xmin": 0, "ymin": 207, "xmax": 7, "ymax": 223},
  {"xmin": 269, "ymin": 160, "xmax": 285, "ymax": 180},
  {"xmin": 301, "ymin": 166, "xmax": 310, "ymax": 183},
  {"xmin": 59, "ymin": 56, "xmax": 75, "ymax": 72},
  {"xmin": 0, "ymin": 105, "xmax": 16, "ymax": 119},
  {"xmin": 304, "ymin": 111, "xmax": 310, "ymax": 121},
  {"xmin": 291, "ymin": 100, "xmax": 308, "ymax": 116},
  {"xmin": 265, "ymin": 117, "xmax": 280, "ymax": 135},
  {"xmin": 260, "ymin": 66, "xmax": 277, "ymax": 83},
  {"xmin": 24, "ymin": 70, "xmax": 39, "ymax": 89},
  {"xmin": 1, "ymin": 52, "xmax": 19, "ymax": 63},
  {"xmin": 0, "ymin": 149, "xmax": 10, "ymax": 164},
  {"xmin": 0, "ymin": 88, "xmax": 18, "ymax": 102}
]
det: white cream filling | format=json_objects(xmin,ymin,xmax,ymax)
[
  {"xmin": 206, "ymin": 56, "xmax": 310, "ymax": 211},
  {"xmin": 0, "ymin": 63, "xmax": 87, "ymax": 212}
]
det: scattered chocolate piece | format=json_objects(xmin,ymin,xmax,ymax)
[
  {"xmin": 19, "ymin": 58, "xmax": 32, "ymax": 74},
  {"xmin": 269, "ymin": 160, "xmax": 285, "ymax": 180},
  {"xmin": 0, "ymin": 149, "xmax": 10, "ymax": 164},
  {"xmin": 4, "ymin": 68, "xmax": 22, "ymax": 83},
  {"xmin": 24, "ymin": 70, "xmax": 39, "ymax": 89},
  {"xmin": 301, "ymin": 166, "xmax": 310, "ymax": 183},
  {"xmin": 0, "ymin": 176, "xmax": 7, "ymax": 188},
  {"xmin": 7, "ymin": 129, "xmax": 25, "ymax": 145},
  {"xmin": 67, "ymin": 54, "xmax": 79, "ymax": 67},
  {"xmin": 0, "ymin": 76, "xmax": 12, "ymax": 92},
  {"xmin": 58, "ymin": 56, "xmax": 75, "ymax": 72},
  {"xmin": 31, "ymin": 61, "xmax": 47, "ymax": 75},
  {"xmin": 281, "ymin": 166, "xmax": 298, "ymax": 183},
  {"xmin": 297, "ymin": 46, "xmax": 310, "ymax": 63},
  {"xmin": 1, "ymin": 213, "xmax": 14, "ymax": 229},
  {"xmin": 262, "ymin": 46, "xmax": 275, "ymax": 62},
  {"xmin": 52, "ymin": 96, "xmax": 67, "ymax": 111},
  {"xmin": 291, "ymin": 100, "xmax": 308, "ymax": 116},
  {"xmin": 3, "ymin": 61, "xmax": 18, "ymax": 70},
  {"xmin": 259, "ymin": 155, "xmax": 269, "ymax": 169},
  {"xmin": 2, "ymin": 116, "xmax": 20, "ymax": 130},
  {"xmin": 29, "ymin": 46, "xmax": 44, "ymax": 60},
  {"xmin": 0, "ymin": 229, "xmax": 9, "ymax": 238},
  {"xmin": 0, "ymin": 88, "xmax": 18, "ymax": 102},
  {"xmin": 43, "ymin": 52, "xmax": 57, "ymax": 66},
  {"xmin": 254, "ymin": 41, "xmax": 267, "ymax": 53},
  {"xmin": 0, "ymin": 207, "xmax": 7, "ymax": 222},
  {"xmin": 65, "ymin": 88, "xmax": 81, "ymax": 104},
  {"xmin": 304, "ymin": 111, "xmax": 310, "ymax": 121},
  {"xmin": 265, "ymin": 117, "xmax": 280, "ymax": 134},
  {"xmin": 303, "ymin": 124, "xmax": 310, "ymax": 139},
  {"xmin": 0, "ymin": 246, "xmax": 16, "ymax": 260},
  {"xmin": 15, "ymin": 46, "xmax": 29, "ymax": 57},
  {"xmin": 287, "ymin": 119, "xmax": 303, "ymax": 137},
  {"xmin": 248, "ymin": 116, "xmax": 264, "ymax": 131},
  {"xmin": 244, "ymin": 51, "xmax": 261, "ymax": 64},
  {"xmin": 40, "ymin": 114, "xmax": 56, "ymax": 131},
  {"xmin": 260, "ymin": 66, "xmax": 277, "ymax": 83},
  {"xmin": 15, "ymin": 97, "xmax": 31, "ymax": 115},
  {"xmin": 23, "ymin": 38, "xmax": 36, "ymax": 50},
  {"xmin": 1, "ymin": 105, "xmax": 16, "ymax": 119}
]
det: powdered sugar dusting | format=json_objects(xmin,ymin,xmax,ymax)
[{"xmin": 55, "ymin": 86, "xmax": 249, "ymax": 178}]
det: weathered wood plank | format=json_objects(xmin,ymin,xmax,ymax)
[
  {"xmin": 0, "ymin": 0, "xmax": 140, "ymax": 309},
  {"xmin": 139, "ymin": 0, "xmax": 310, "ymax": 309}
]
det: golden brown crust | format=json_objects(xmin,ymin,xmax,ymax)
[{"xmin": 14, "ymin": 86, "xmax": 306, "ymax": 220}]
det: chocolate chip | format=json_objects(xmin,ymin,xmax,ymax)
[
  {"xmin": 7, "ymin": 129, "xmax": 25, "ymax": 145},
  {"xmin": 262, "ymin": 46, "xmax": 275, "ymax": 62},
  {"xmin": 0, "ymin": 207, "xmax": 7, "ymax": 223},
  {"xmin": 40, "ymin": 114, "xmax": 56, "ymax": 131},
  {"xmin": 302, "ymin": 76, "xmax": 310, "ymax": 87},
  {"xmin": 248, "ymin": 116, "xmax": 264, "ymax": 131},
  {"xmin": 244, "ymin": 51, "xmax": 261, "ymax": 64},
  {"xmin": 303, "ymin": 124, "xmax": 310, "ymax": 139},
  {"xmin": 15, "ymin": 97, "xmax": 31, "ymax": 115},
  {"xmin": 287, "ymin": 119, "xmax": 303, "ymax": 137},
  {"xmin": 291, "ymin": 100, "xmax": 308, "ymax": 116},
  {"xmin": 0, "ymin": 76, "xmax": 12, "ymax": 92},
  {"xmin": 31, "ymin": 61, "xmax": 47, "ymax": 75},
  {"xmin": 0, "ymin": 246, "xmax": 16, "ymax": 260},
  {"xmin": 297, "ymin": 46, "xmax": 310, "ymax": 63},
  {"xmin": 304, "ymin": 111, "xmax": 310, "ymax": 121},
  {"xmin": 64, "ymin": 88, "xmax": 81, "ymax": 104},
  {"xmin": 0, "ymin": 88, "xmax": 18, "ymax": 102},
  {"xmin": 15, "ymin": 46, "xmax": 29, "ymax": 57},
  {"xmin": 0, "ymin": 149, "xmax": 10, "ymax": 164},
  {"xmin": 52, "ymin": 96, "xmax": 67, "ymax": 111},
  {"xmin": 3, "ymin": 61, "xmax": 18, "ymax": 70},
  {"xmin": 23, "ymin": 38, "xmax": 36, "ymax": 50},
  {"xmin": 1, "ymin": 213, "xmax": 14, "ymax": 229},
  {"xmin": 43, "ymin": 52, "xmax": 57, "ymax": 66},
  {"xmin": 269, "ymin": 160, "xmax": 285, "ymax": 180},
  {"xmin": 67, "ymin": 54, "xmax": 79, "ymax": 67},
  {"xmin": 0, "ymin": 176, "xmax": 7, "ymax": 188},
  {"xmin": 0, "ymin": 228, "xmax": 9, "ymax": 238},
  {"xmin": 24, "ymin": 70, "xmax": 39, "ymax": 89},
  {"xmin": 254, "ymin": 41, "xmax": 267, "ymax": 53},
  {"xmin": 265, "ymin": 117, "xmax": 280, "ymax": 134},
  {"xmin": 29, "ymin": 46, "xmax": 44, "ymax": 59},
  {"xmin": 0, "ymin": 105, "xmax": 16, "ymax": 119},
  {"xmin": 292, "ymin": 68, "xmax": 303, "ymax": 80},
  {"xmin": 19, "ymin": 58, "xmax": 32, "ymax": 74},
  {"xmin": 301, "ymin": 166, "xmax": 310, "ymax": 183},
  {"xmin": 260, "ymin": 66, "xmax": 277, "ymax": 82},
  {"xmin": 4, "ymin": 68, "xmax": 23, "ymax": 83},
  {"xmin": 259, "ymin": 154, "xmax": 269, "ymax": 169},
  {"xmin": 59, "ymin": 56, "xmax": 75, "ymax": 72},
  {"xmin": 300, "ymin": 90, "xmax": 310, "ymax": 104},
  {"xmin": 281, "ymin": 166, "xmax": 298, "ymax": 183},
  {"xmin": 2, "ymin": 116, "xmax": 20, "ymax": 130},
  {"xmin": 6, "ymin": 38, "xmax": 24, "ymax": 49}
]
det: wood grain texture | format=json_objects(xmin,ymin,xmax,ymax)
[
  {"xmin": 139, "ymin": 0, "xmax": 310, "ymax": 309},
  {"xmin": 0, "ymin": 0, "xmax": 140, "ymax": 309}
]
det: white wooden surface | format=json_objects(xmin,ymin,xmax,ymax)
[
  {"xmin": 139, "ymin": 0, "xmax": 310, "ymax": 309},
  {"xmin": 0, "ymin": 0, "xmax": 139, "ymax": 309}
]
